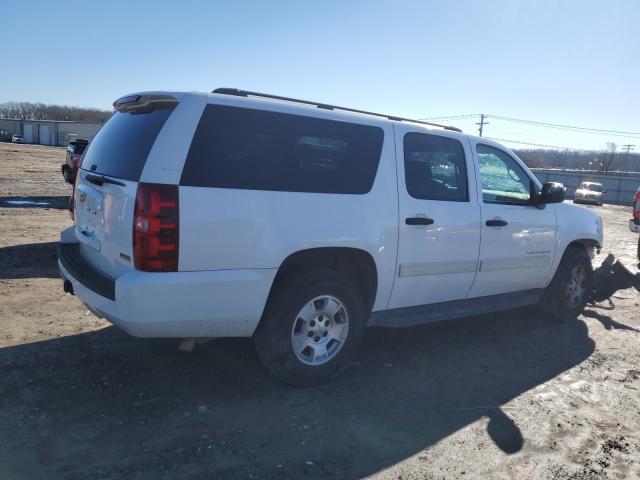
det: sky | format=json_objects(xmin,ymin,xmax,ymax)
[{"xmin": 1, "ymin": 0, "xmax": 639, "ymax": 151}]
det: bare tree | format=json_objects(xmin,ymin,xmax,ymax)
[
  {"xmin": 0, "ymin": 101, "xmax": 111, "ymax": 123},
  {"xmin": 597, "ymin": 142, "xmax": 617, "ymax": 175}
]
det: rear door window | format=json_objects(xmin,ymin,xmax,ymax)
[
  {"xmin": 180, "ymin": 105, "xmax": 384, "ymax": 194},
  {"xmin": 403, "ymin": 132, "xmax": 468, "ymax": 202},
  {"xmin": 80, "ymin": 106, "xmax": 174, "ymax": 181}
]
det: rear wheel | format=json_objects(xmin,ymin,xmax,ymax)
[
  {"xmin": 62, "ymin": 165, "xmax": 73, "ymax": 184},
  {"xmin": 254, "ymin": 268, "xmax": 366, "ymax": 387},
  {"xmin": 543, "ymin": 247, "xmax": 593, "ymax": 320}
]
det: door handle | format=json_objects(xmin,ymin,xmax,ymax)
[
  {"xmin": 486, "ymin": 219, "xmax": 508, "ymax": 227},
  {"xmin": 406, "ymin": 217, "xmax": 434, "ymax": 226}
]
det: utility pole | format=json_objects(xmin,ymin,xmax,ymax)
[
  {"xmin": 476, "ymin": 114, "xmax": 488, "ymax": 137},
  {"xmin": 622, "ymin": 144, "xmax": 635, "ymax": 170},
  {"xmin": 622, "ymin": 143, "xmax": 635, "ymax": 158}
]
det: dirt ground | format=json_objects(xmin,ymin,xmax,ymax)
[{"xmin": 1, "ymin": 142, "xmax": 639, "ymax": 480}]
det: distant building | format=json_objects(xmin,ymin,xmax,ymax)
[{"xmin": 0, "ymin": 118, "xmax": 103, "ymax": 146}]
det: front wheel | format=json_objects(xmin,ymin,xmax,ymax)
[
  {"xmin": 543, "ymin": 247, "xmax": 593, "ymax": 320},
  {"xmin": 254, "ymin": 268, "xmax": 366, "ymax": 387}
]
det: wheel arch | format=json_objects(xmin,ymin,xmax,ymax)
[
  {"xmin": 268, "ymin": 247, "xmax": 378, "ymax": 314},
  {"xmin": 546, "ymin": 237, "xmax": 600, "ymax": 289},
  {"xmin": 566, "ymin": 238, "xmax": 601, "ymax": 257}
]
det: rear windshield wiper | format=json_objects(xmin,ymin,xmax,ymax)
[{"xmin": 85, "ymin": 174, "xmax": 125, "ymax": 187}]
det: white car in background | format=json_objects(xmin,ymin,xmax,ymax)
[
  {"xmin": 11, "ymin": 134, "xmax": 24, "ymax": 144},
  {"xmin": 573, "ymin": 181, "xmax": 605, "ymax": 206},
  {"xmin": 58, "ymin": 88, "xmax": 603, "ymax": 386}
]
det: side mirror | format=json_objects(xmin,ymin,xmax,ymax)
[{"xmin": 539, "ymin": 182, "xmax": 566, "ymax": 204}]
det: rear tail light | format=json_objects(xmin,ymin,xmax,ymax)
[
  {"xmin": 633, "ymin": 191, "xmax": 640, "ymax": 219},
  {"xmin": 133, "ymin": 183, "xmax": 179, "ymax": 272},
  {"xmin": 72, "ymin": 154, "xmax": 82, "ymax": 168}
]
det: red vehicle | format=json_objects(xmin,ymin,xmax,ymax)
[
  {"xmin": 631, "ymin": 187, "xmax": 640, "ymax": 267},
  {"xmin": 61, "ymin": 139, "xmax": 89, "ymax": 184}
]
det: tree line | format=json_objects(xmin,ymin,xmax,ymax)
[
  {"xmin": 515, "ymin": 143, "xmax": 640, "ymax": 175},
  {"xmin": 0, "ymin": 101, "xmax": 111, "ymax": 123},
  {"xmin": 1, "ymin": 101, "xmax": 637, "ymax": 174}
]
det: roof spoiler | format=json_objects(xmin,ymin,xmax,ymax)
[{"xmin": 113, "ymin": 94, "xmax": 178, "ymax": 112}]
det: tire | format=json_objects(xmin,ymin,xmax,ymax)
[
  {"xmin": 543, "ymin": 247, "xmax": 593, "ymax": 320},
  {"xmin": 62, "ymin": 165, "xmax": 72, "ymax": 184},
  {"xmin": 254, "ymin": 268, "xmax": 366, "ymax": 387}
]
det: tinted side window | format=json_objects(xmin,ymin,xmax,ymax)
[
  {"xmin": 403, "ymin": 132, "xmax": 468, "ymax": 202},
  {"xmin": 477, "ymin": 144, "xmax": 531, "ymax": 205},
  {"xmin": 80, "ymin": 106, "xmax": 174, "ymax": 181},
  {"xmin": 181, "ymin": 105, "xmax": 384, "ymax": 194}
]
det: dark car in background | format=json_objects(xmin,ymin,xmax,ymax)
[{"xmin": 61, "ymin": 139, "xmax": 88, "ymax": 184}]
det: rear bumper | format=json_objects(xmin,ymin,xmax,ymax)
[
  {"xmin": 630, "ymin": 219, "xmax": 640, "ymax": 234},
  {"xmin": 58, "ymin": 241, "xmax": 277, "ymax": 338}
]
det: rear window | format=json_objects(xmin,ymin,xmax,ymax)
[
  {"xmin": 180, "ymin": 105, "xmax": 384, "ymax": 194},
  {"xmin": 80, "ymin": 106, "xmax": 173, "ymax": 181},
  {"xmin": 71, "ymin": 143, "xmax": 87, "ymax": 155}
]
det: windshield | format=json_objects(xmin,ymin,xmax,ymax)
[{"xmin": 579, "ymin": 183, "xmax": 603, "ymax": 192}]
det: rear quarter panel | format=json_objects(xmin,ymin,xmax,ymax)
[{"xmin": 178, "ymin": 98, "xmax": 399, "ymax": 311}]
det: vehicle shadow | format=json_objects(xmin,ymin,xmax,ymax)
[
  {"xmin": 0, "ymin": 242, "xmax": 60, "ymax": 279},
  {"xmin": 583, "ymin": 308, "xmax": 640, "ymax": 333},
  {"xmin": 0, "ymin": 308, "xmax": 595, "ymax": 479},
  {"xmin": 0, "ymin": 196, "xmax": 69, "ymax": 209}
]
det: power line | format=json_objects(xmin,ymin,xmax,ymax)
[
  {"xmin": 486, "ymin": 137, "xmax": 567, "ymax": 150},
  {"xmin": 420, "ymin": 114, "xmax": 478, "ymax": 121},
  {"xmin": 421, "ymin": 113, "xmax": 640, "ymax": 138},
  {"xmin": 488, "ymin": 115, "xmax": 640, "ymax": 138}
]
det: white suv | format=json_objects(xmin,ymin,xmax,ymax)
[{"xmin": 59, "ymin": 89, "xmax": 603, "ymax": 386}]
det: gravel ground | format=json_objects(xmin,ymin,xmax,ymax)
[{"xmin": 0, "ymin": 143, "xmax": 639, "ymax": 479}]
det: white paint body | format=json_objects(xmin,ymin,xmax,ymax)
[{"xmin": 59, "ymin": 91, "xmax": 603, "ymax": 338}]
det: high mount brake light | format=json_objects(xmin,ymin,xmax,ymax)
[{"xmin": 133, "ymin": 183, "xmax": 179, "ymax": 272}]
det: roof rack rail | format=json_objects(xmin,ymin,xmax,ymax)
[{"xmin": 211, "ymin": 88, "xmax": 462, "ymax": 133}]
